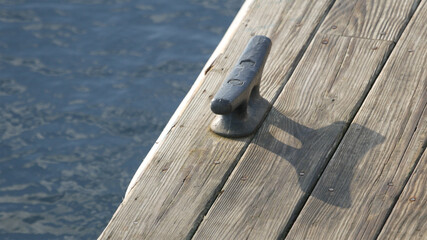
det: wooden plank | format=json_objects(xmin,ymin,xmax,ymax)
[
  {"xmin": 99, "ymin": 0, "xmax": 337, "ymax": 239},
  {"xmin": 377, "ymin": 150, "xmax": 427, "ymax": 240},
  {"xmin": 286, "ymin": 1, "xmax": 427, "ymax": 239},
  {"xmin": 319, "ymin": 0, "xmax": 419, "ymax": 41},
  {"xmin": 191, "ymin": 0, "xmax": 420, "ymax": 239},
  {"xmin": 192, "ymin": 35, "xmax": 391, "ymax": 240}
]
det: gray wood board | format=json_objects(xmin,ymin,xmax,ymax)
[
  {"xmin": 319, "ymin": 0, "xmax": 419, "ymax": 41},
  {"xmin": 377, "ymin": 150, "xmax": 427, "ymax": 240},
  {"xmin": 192, "ymin": 0, "xmax": 422, "ymax": 238},
  {"xmin": 286, "ymin": 1, "xmax": 427, "ymax": 239},
  {"xmin": 192, "ymin": 34, "xmax": 392, "ymax": 240},
  {"xmin": 98, "ymin": 0, "xmax": 336, "ymax": 239}
]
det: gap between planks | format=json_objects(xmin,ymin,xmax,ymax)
[
  {"xmin": 377, "ymin": 147, "xmax": 427, "ymax": 239},
  {"xmin": 285, "ymin": 1, "xmax": 427, "ymax": 238},
  {"xmin": 191, "ymin": 0, "xmax": 422, "ymax": 239},
  {"xmin": 100, "ymin": 0, "xmax": 422, "ymax": 239},
  {"xmin": 185, "ymin": 0, "xmax": 341, "ymax": 238},
  {"xmin": 100, "ymin": 0, "xmax": 341, "ymax": 239},
  {"xmin": 280, "ymin": 1, "xmax": 423, "ymax": 238}
]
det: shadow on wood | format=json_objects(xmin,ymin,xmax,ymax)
[{"xmin": 254, "ymin": 105, "xmax": 385, "ymax": 208}]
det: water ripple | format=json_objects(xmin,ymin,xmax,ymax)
[{"xmin": 0, "ymin": 0, "xmax": 243, "ymax": 239}]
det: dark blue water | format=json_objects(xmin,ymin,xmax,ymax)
[{"xmin": 0, "ymin": 0, "xmax": 243, "ymax": 239}]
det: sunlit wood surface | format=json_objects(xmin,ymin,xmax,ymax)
[{"xmin": 100, "ymin": 0, "xmax": 426, "ymax": 239}]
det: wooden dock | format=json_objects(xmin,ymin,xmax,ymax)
[{"xmin": 100, "ymin": 0, "xmax": 426, "ymax": 239}]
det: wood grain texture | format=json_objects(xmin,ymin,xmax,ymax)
[
  {"xmin": 191, "ymin": 0, "xmax": 422, "ymax": 238},
  {"xmin": 377, "ymin": 150, "xmax": 427, "ymax": 240},
  {"xmin": 99, "ymin": 0, "xmax": 336, "ymax": 239},
  {"xmin": 319, "ymin": 0, "xmax": 419, "ymax": 41},
  {"xmin": 286, "ymin": 1, "xmax": 427, "ymax": 239},
  {"xmin": 192, "ymin": 35, "xmax": 391, "ymax": 240}
]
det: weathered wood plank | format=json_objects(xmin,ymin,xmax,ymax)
[
  {"xmin": 319, "ymin": 0, "xmax": 419, "ymax": 41},
  {"xmin": 191, "ymin": 0, "xmax": 421, "ymax": 239},
  {"xmin": 192, "ymin": 34, "xmax": 392, "ymax": 240},
  {"xmin": 286, "ymin": 1, "xmax": 427, "ymax": 239},
  {"xmin": 377, "ymin": 150, "xmax": 427, "ymax": 240},
  {"xmin": 99, "ymin": 0, "xmax": 337, "ymax": 239}
]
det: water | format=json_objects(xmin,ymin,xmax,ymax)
[{"xmin": 0, "ymin": 0, "xmax": 243, "ymax": 239}]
